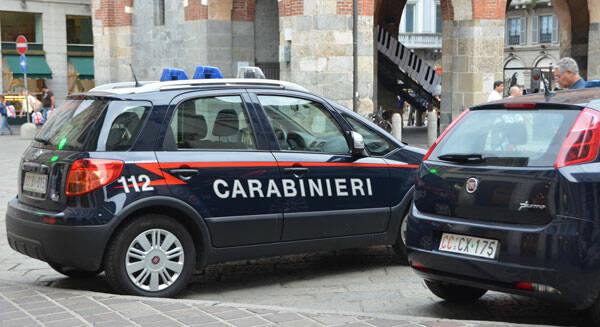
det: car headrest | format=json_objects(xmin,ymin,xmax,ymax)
[
  {"xmin": 182, "ymin": 114, "xmax": 207, "ymax": 140},
  {"xmin": 503, "ymin": 122, "xmax": 527, "ymax": 146},
  {"xmin": 212, "ymin": 109, "xmax": 239, "ymax": 137},
  {"xmin": 113, "ymin": 112, "xmax": 140, "ymax": 129}
]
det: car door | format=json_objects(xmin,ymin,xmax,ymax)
[
  {"xmin": 155, "ymin": 90, "xmax": 285, "ymax": 247},
  {"xmin": 249, "ymin": 91, "xmax": 391, "ymax": 241}
]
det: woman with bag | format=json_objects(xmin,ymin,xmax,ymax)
[{"xmin": 0, "ymin": 95, "xmax": 14, "ymax": 135}]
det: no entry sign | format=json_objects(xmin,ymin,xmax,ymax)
[{"xmin": 16, "ymin": 35, "xmax": 28, "ymax": 55}]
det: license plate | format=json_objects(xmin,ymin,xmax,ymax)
[
  {"xmin": 23, "ymin": 172, "xmax": 48, "ymax": 194},
  {"xmin": 439, "ymin": 233, "xmax": 499, "ymax": 259}
]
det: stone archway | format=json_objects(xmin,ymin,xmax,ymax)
[{"xmin": 254, "ymin": 0, "xmax": 280, "ymax": 79}]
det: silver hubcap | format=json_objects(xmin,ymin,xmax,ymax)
[
  {"xmin": 125, "ymin": 229, "xmax": 184, "ymax": 292},
  {"xmin": 400, "ymin": 214, "xmax": 409, "ymax": 246}
]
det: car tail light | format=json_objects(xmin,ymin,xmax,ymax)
[
  {"xmin": 515, "ymin": 282, "xmax": 534, "ymax": 291},
  {"xmin": 555, "ymin": 108, "xmax": 600, "ymax": 168},
  {"xmin": 66, "ymin": 159, "xmax": 124, "ymax": 196},
  {"xmin": 423, "ymin": 109, "xmax": 470, "ymax": 161}
]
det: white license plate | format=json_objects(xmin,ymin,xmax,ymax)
[
  {"xmin": 23, "ymin": 172, "xmax": 48, "ymax": 194},
  {"xmin": 439, "ymin": 233, "xmax": 499, "ymax": 259}
]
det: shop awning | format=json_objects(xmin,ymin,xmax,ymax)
[
  {"xmin": 69, "ymin": 56, "xmax": 94, "ymax": 80},
  {"xmin": 4, "ymin": 54, "xmax": 52, "ymax": 79}
]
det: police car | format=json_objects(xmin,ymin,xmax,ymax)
[
  {"xmin": 6, "ymin": 69, "xmax": 424, "ymax": 297},
  {"xmin": 406, "ymin": 86, "xmax": 600, "ymax": 324}
]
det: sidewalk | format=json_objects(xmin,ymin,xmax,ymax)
[{"xmin": 0, "ymin": 281, "xmax": 544, "ymax": 327}]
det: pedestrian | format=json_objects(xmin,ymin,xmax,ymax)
[
  {"xmin": 508, "ymin": 86, "xmax": 521, "ymax": 98},
  {"xmin": 0, "ymin": 95, "xmax": 14, "ymax": 135},
  {"xmin": 554, "ymin": 57, "xmax": 586, "ymax": 89},
  {"xmin": 488, "ymin": 81, "xmax": 504, "ymax": 102},
  {"xmin": 41, "ymin": 84, "xmax": 55, "ymax": 122},
  {"xmin": 19, "ymin": 90, "xmax": 41, "ymax": 118}
]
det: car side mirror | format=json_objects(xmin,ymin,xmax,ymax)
[{"xmin": 350, "ymin": 131, "xmax": 366, "ymax": 156}]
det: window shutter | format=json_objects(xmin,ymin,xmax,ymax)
[
  {"xmin": 505, "ymin": 19, "xmax": 509, "ymax": 46},
  {"xmin": 532, "ymin": 16, "xmax": 539, "ymax": 44},
  {"xmin": 552, "ymin": 14, "xmax": 559, "ymax": 43},
  {"xmin": 520, "ymin": 17, "xmax": 527, "ymax": 45}
]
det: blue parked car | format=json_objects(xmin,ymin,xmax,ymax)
[
  {"xmin": 406, "ymin": 87, "xmax": 600, "ymax": 323},
  {"xmin": 6, "ymin": 77, "xmax": 424, "ymax": 297}
]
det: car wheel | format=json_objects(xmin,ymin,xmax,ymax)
[
  {"xmin": 392, "ymin": 212, "xmax": 409, "ymax": 265},
  {"xmin": 104, "ymin": 214, "xmax": 196, "ymax": 297},
  {"xmin": 48, "ymin": 262, "xmax": 102, "ymax": 278},
  {"xmin": 425, "ymin": 280, "xmax": 487, "ymax": 302}
]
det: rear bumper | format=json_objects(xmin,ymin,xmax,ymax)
[
  {"xmin": 406, "ymin": 204, "xmax": 600, "ymax": 309},
  {"xmin": 5, "ymin": 198, "xmax": 113, "ymax": 271}
]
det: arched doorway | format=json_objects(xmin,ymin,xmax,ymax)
[
  {"xmin": 504, "ymin": 57, "xmax": 525, "ymax": 95},
  {"xmin": 254, "ymin": 0, "xmax": 280, "ymax": 79}
]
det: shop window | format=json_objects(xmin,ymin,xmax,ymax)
[
  {"xmin": 1, "ymin": 12, "xmax": 41, "ymax": 43},
  {"xmin": 67, "ymin": 16, "xmax": 93, "ymax": 44}
]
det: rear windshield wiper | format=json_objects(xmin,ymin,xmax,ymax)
[
  {"xmin": 437, "ymin": 153, "xmax": 485, "ymax": 163},
  {"xmin": 34, "ymin": 136, "xmax": 51, "ymax": 145}
]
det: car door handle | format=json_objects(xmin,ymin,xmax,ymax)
[
  {"xmin": 284, "ymin": 167, "xmax": 309, "ymax": 175},
  {"xmin": 170, "ymin": 168, "xmax": 199, "ymax": 180}
]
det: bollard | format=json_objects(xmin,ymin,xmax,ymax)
[
  {"xmin": 20, "ymin": 122, "xmax": 37, "ymax": 140},
  {"xmin": 427, "ymin": 110, "xmax": 438, "ymax": 147},
  {"xmin": 392, "ymin": 113, "xmax": 402, "ymax": 142}
]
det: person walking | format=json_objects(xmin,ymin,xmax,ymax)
[
  {"xmin": 0, "ymin": 95, "xmax": 14, "ymax": 135},
  {"xmin": 488, "ymin": 81, "xmax": 504, "ymax": 102},
  {"xmin": 554, "ymin": 57, "xmax": 586, "ymax": 89},
  {"xmin": 41, "ymin": 84, "xmax": 54, "ymax": 122}
]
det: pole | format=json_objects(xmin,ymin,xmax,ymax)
[
  {"xmin": 352, "ymin": 0, "xmax": 358, "ymax": 113},
  {"xmin": 24, "ymin": 71, "xmax": 30, "ymax": 123}
]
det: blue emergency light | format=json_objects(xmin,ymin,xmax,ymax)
[
  {"xmin": 160, "ymin": 68, "xmax": 188, "ymax": 82},
  {"xmin": 193, "ymin": 66, "xmax": 223, "ymax": 79},
  {"xmin": 586, "ymin": 80, "xmax": 600, "ymax": 88}
]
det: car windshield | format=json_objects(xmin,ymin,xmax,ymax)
[
  {"xmin": 430, "ymin": 109, "xmax": 580, "ymax": 167},
  {"xmin": 35, "ymin": 97, "xmax": 152, "ymax": 151}
]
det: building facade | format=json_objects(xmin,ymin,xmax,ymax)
[
  {"xmin": 504, "ymin": 0, "xmax": 559, "ymax": 92},
  {"xmin": 397, "ymin": 0, "xmax": 442, "ymax": 67},
  {"xmin": 0, "ymin": 0, "xmax": 94, "ymax": 104}
]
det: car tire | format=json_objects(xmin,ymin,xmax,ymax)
[
  {"xmin": 425, "ymin": 280, "xmax": 487, "ymax": 302},
  {"xmin": 104, "ymin": 214, "xmax": 196, "ymax": 297},
  {"xmin": 48, "ymin": 262, "xmax": 102, "ymax": 278},
  {"xmin": 392, "ymin": 212, "xmax": 409, "ymax": 265}
]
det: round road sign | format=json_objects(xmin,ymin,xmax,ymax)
[{"xmin": 16, "ymin": 35, "xmax": 28, "ymax": 55}]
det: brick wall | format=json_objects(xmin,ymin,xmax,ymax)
[
  {"xmin": 278, "ymin": 0, "xmax": 303, "ymax": 17},
  {"xmin": 93, "ymin": 0, "xmax": 133, "ymax": 27},
  {"xmin": 336, "ymin": 0, "xmax": 375, "ymax": 15},
  {"xmin": 185, "ymin": 0, "xmax": 208, "ymax": 21},
  {"xmin": 232, "ymin": 0, "xmax": 256, "ymax": 21},
  {"xmin": 471, "ymin": 0, "xmax": 507, "ymax": 20},
  {"xmin": 440, "ymin": 0, "xmax": 454, "ymax": 21}
]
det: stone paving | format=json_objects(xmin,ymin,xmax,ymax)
[{"xmin": 0, "ymin": 134, "xmax": 582, "ymax": 327}]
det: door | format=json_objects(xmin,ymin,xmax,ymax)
[
  {"xmin": 155, "ymin": 91, "xmax": 284, "ymax": 247},
  {"xmin": 251, "ymin": 93, "xmax": 391, "ymax": 241}
]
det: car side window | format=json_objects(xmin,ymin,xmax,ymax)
[
  {"xmin": 258, "ymin": 95, "xmax": 350, "ymax": 154},
  {"xmin": 169, "ymin": 96, "xmax": 256, "ymax": 150},
  {"xmin": 343, "ymin": 115, "xmax": 396, "ymax": 156}
]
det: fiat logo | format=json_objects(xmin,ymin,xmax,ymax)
[{"xmin": 465, "ymin": 177, "xmax": 479, "ymax": 193}]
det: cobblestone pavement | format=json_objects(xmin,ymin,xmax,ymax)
[{"xmin": 0, "ymin": 135, "xmax": 583, "ymax": 327}]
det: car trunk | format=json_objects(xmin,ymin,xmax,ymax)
[{"xmin": 415, "ymin": 108, "xmax": 584, "ymax": 225}]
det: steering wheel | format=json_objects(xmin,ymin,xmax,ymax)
[
  {"xmin": 273, "ymin": 127, "xmax": 288, "ymax": 149},
  {"xmin": 286, "ymin": 132, "xmax": 306, "ymax": 151}
]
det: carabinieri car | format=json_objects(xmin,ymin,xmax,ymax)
[
  {"xmin": 6, "ymin": 78, "xmax": 424, "ymax": 297},
  {"xmin": 406, "ymin": 87, "xmax": 600, "ymax": 324}
]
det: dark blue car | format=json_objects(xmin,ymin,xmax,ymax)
[
  {"xmin": 406, "ymin": 88, "xmax": 600, "ymax": 323},
  {"xmin": 6, "ymin": 78, "xmax": 424, "ymax": 297}
]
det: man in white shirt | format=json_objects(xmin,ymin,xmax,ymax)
[{"xmin": 488, "ymin": 80, "xmax": 504, "ymax": 102}]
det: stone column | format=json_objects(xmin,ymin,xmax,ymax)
[
  {"xmin": 588, "ymin": 0, "xmax": 600, "ymax": 80},
  {"xmin": 42, "ymin": 6, "xmax": 68, "ymax": 103},
  {"xmin": 439, "ymin": 0, "xmax": 505, "ymax": 130},
  {"xmin": 92, "ymin": 0, "xmax": 134, "ymax": 85},
  {"xmin": 279, "ymin": 0, "xmax": 374, "ymax": 115}
]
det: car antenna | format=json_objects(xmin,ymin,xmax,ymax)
[
  {"xmin": 130, "ymin": 64, "xmax": 140, "ymax": 87},
  {"xmin": 532, "ymin": 68, "xmax": 555, "ymax": 99}
]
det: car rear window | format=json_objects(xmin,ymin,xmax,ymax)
[
  {"xmin": 430, "ymin": 109, "xmax": 581, "ymax": 167},
  {"xmin": 35, "ymin": 98, "xmax": 151, "ymax": 151}
]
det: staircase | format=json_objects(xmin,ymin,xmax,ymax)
[{"xmin": 377, "ymin": 26, "xmax": 441, "ymax": 112}]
